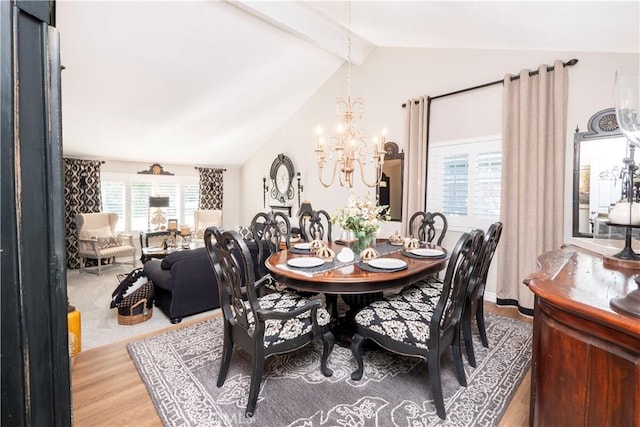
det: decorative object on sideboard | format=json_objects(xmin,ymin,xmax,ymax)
[
  {"xmin": 299, "ymin": 201, "xmax": 313, "ymax": 219},
  {"xmin": 148, "ymin": 196, "xmax": 170, "ymax": 231},
  {"xmin": 314, "ymin": 0, "xmax": 386, "ymax": 189},
  {"xmin": 608, "ymin": 65, "xmax": 640, "ymax": 318},
  {"xmin": 138, "ymin": 163, "xmax": 174, "ymax": 175}
]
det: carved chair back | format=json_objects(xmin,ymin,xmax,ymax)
[
  {"xmin": 299, "ymin": 209, "xmax": 332, "ymax": 242},
  {"xmin": 408, "ymin": 211, "xmax": 448, "ymax": 246}
]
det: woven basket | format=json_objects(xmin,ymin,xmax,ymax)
[
  {"xmin": 117, "ymin": 298, "xmax": 153, "ymax": 325},
  {"xmin": 114, "ymin": 275, "xmax": 154, "ymax": 325}
]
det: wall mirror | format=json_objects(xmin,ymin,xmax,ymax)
[
  {"xmin": 378, "ymin": 142, "xmax": 404, "ymax": 221},
  {"xmin": 270, "ymin": 153, "xmax": 295, "ymax": 205},
  {"xmin": 573, "ymin": 108, "xmax": 628, "ymax": 237}
]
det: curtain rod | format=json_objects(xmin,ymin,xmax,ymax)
[
  {"xmin": 401, "ymin": 58, "xmax": 578, "ymax": 107},
  {"xmin": 194, "ymin": 167, "xmax": 227, "ymax": 172}
]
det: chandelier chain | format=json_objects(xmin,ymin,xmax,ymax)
[{"xmin": 346, "ymin": 0, "xmax": 352, "ymax": 99}]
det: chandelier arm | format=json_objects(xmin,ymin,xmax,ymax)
[
  {"xmin": 318, "ymin": 160, "xmax": 339, "ymax": 188},
  {"xmin": 355, "ymin": 158, "xmax": 383, "ymax": 188}
]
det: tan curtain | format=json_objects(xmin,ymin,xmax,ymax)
[
  {"xmin": 402, "ymin": 97, "xmax": 429, "ymax": 235},
  {"xmin": 497, "ymin": 60, "xmax": 568, "ymax": 313}
]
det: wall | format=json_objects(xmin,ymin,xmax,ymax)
[{"xmin": 240, "ymin": 47, "xmax": 639, "ymax": 300}]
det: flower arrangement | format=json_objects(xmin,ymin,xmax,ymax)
[{"xmin": 331, "ymin": 193, "xmax": 390, "ymax": 237}]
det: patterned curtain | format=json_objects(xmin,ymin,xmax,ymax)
[
  {"xmin": 196, "ymin": 167, "xmax": 224, "ymax": 210},
  {"xmin": 64, "ymin": 158, "xmax": 103, "ymax": 269}
]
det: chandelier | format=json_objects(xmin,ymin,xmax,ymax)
[{"xmin": 315, "ymin": 1, "xmax": 386, "ymax": 188}]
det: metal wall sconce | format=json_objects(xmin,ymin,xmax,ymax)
[
  {"xmin": 262, "ymin": 177, "xmax": 269, "ymax": 208},
  {"xmin": 297, "ymin": 172, "xmax": 304, "ymax": 209}
]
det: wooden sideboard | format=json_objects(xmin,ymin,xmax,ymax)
[{"xmin": 524, "ymin": 246, "xmax": 640, "ymax": 427}]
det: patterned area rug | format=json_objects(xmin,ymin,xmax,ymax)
[{"xmin": 128, "ymin": 312, "xmax": 532, "ymax": 426}]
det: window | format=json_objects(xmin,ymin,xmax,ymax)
[
  {"xmin": 101, "ymin": 173, "xmax": 199, "ymax": 233},
  {"xmin": 427, "ymin": 136, "xmax": 501, "ymax": 230}
]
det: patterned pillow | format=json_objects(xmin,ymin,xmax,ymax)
[
  {"xmin": 95, "ymin": 234, "xmax": 123, "ymax": 249},
  {"xmin": 79, "ymin": 225, "xmax": 112, "ymax": 239},
  {"xmin": 236, "ymin": 225, "xmax": 253, "ymax": 240}
]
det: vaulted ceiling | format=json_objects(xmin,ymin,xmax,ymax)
[{"xmin": 57, "ymin": 1, "xmax": 639, "ymax": 167}]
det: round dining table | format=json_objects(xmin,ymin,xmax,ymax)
[{"xmin": 265, "ymin": 241, "xmax": 449, "ymax": 342}]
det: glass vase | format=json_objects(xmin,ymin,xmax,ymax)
[{"xmin": 353, "ymin": 231, "xmax": 374, "ymax": 253}]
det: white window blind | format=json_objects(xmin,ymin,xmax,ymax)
[
  {"xmin": 442, "ymin": 154, "xmax": 468, "ymax": 216},
  {"xmin": 100, "ymin": 173, "xmax": 200, "ymax": 233},
  {"xmin": 101, "ymin": 181, "xmax": 126, "ymax": 232},
  {"xmin": 475, "ymin": 151, "xmax": 502, "ymax": 217},
  {"xmin": 131, "ymin": 182, "xmax": 153, "ymax": 231},
  {"xmin": 183, "ymin": 184, "xmax": 199, "ymax": 227},
  {"xmin": 427, "ymin": 136, "xmax": 502, "ymax": 229}
]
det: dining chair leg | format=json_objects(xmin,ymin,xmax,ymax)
[
  {"xmin": 320, "ymin": 331, "xmax": 335, "ymax": 377},
  {"xmin": 462, "ymin": 314, "xmax": 477, "ymax": 368},
  {"xmin": 246, "ymin": 355, "xmax": 264, "ymax": 417},
  {"xmin": 217, "ymin": 323, "xmax": 234, "ymax": 387},
  {"xmin": 451, "ymin": 337, "xmax": 468, "ymax": 387},
  {"xmin": 350, "ymin": 333, "xmax": 365, "ymax": 381},
  {"xmin": 427, "ymin": 352, "xmax": 446, "ymax": 420},
  {"xmin": 476, "ymin": 307, "xmax": 489, "ymax": 348}
]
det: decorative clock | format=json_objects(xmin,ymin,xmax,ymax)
[{"xmin": 270, "ymin": 154, "xmax": 295, "ymax": 204}]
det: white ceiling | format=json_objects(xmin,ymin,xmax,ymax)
[{"xmin": 57, "ymin": 1, "xmax": 640, "ymax": 167}]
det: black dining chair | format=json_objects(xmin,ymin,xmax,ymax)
[
  {"xmin": 408, "ymin": 211, "xmax": 449, "ymax": 285},
  {"xmin": 204, "ymin": 226, "xmax": 334, "ymax": 417},
  {"xmin": 250, "ymin": 211, "xmax": 291, "ymax": 277},
  {"xmin": 298, "ymin": 208, "xmax": 338, "ymax": 316},
  {"xmin": 408, "ymin": 211, "xmax": 448, "ymax": 247},
  {"xmin": 299, "ymin": 209, "xmax": 332, "ymax": 242},
  {"xmin": 349, "ymin": 229, "xmax": 484, "ymax": 420},
  {"xmin": 462, "ymin": 221, "xmax": 503, "ymax": 367}
]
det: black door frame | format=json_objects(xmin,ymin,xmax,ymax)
[{"xmin": 1, "ymin": 1, "xmax": 71, "ymax": 424}]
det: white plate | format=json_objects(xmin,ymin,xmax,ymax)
[
  {"xmin": 287, "ymin": 257, "xmax": 324, "ymax": 268},
  {"xmin": 293, "ymin": 242, "xmax": 311, "ymax": 250},
  {"xmin": 410, "ymin": 248, "xmax": 445, "ymax": 257},
  {"xmin": 368, "ymin": 258, "xmax": 407, "ymax": 270}
]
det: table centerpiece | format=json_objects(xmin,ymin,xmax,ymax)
[{"xmin": 331, "ymin": 193, "xmax": 390, "ymax": 253}]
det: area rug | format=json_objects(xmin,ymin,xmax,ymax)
[{"xmin": 128, "ymin": 312, "xmax": 532, "ymax": 426}]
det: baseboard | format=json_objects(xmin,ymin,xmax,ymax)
[{"xmin": 484, "ymin": 291, "xmax": 497, "ymax": 303}]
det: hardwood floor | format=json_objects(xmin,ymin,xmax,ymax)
[{"xmin": 71, "ymin": 303, "xmax": 532, "ymax": 426}]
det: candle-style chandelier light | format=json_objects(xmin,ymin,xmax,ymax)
[{"xmin": 315, "ymin": 1, "xmax": 386, "ymax": 188}]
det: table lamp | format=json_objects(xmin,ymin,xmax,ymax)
[{"xmin": 148, "ymin": 196, "xmax": 170, "ymax": 231}]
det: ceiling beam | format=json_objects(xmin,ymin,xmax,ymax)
[{"xmin": 229, "ymin": 0, "xmax": 374, "ymax": 65}]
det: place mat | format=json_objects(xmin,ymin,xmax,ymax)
[
  {"xmin": 289, "ymin": 247, "xmax": 312, "ymax": 255},
  {"xmin": 401, "ymin": 249, "xmax": 447, "ymax": 260},
  {"xmin": 356, "ymin": 261, "xmax": 408, "ymax": 273},
  {"xmin": 281, "ymin": 242, "xmax": 404, "ymax": 276},
  {"xmin": 287, "ymin": 260, "xmax": 336, "ymax": 273}
]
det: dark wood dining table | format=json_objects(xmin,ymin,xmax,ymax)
[
  {"xmin": 265, "ymin": 241, "xmax": 449, "ymax": 342},
  {"xmin": 265, "ymin": 241, "xmax": 448, "ymax": 295}
]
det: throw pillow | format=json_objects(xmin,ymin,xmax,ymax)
[
  {"xmin": 79, "ymin": 225, "xmax": 112, "ymax": 239},
  {"xmin": 111, "ymin": 268, "xmax": 150, "ymax": 308},
  {"xmin": 236, "ymin": 225, "xmax": 253, "ymax": 240},
  {"xmin": 96, "ymin": 236, "xmax": 119, "ymax": 249}
]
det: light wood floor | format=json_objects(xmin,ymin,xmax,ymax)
[{"xmin": 71, "ymin": 303, "xmax": 532, "ymax": 426}]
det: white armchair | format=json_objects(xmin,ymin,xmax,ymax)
[
  {"xmin": 193, "ymin": 209, "xmax": 222, "ymax": 239},
  {"xmin": 75, "ymin": 212, "xmax": 136, "ymax": 275}
]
